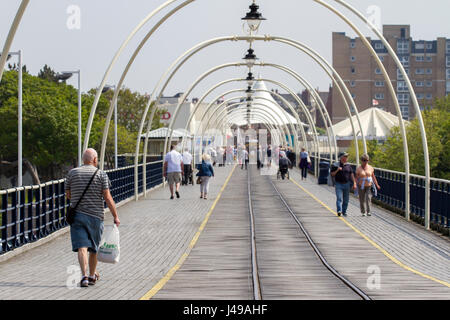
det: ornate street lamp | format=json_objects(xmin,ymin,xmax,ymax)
[
  {"xmin": 245, "ymin": 86, "xmax": 254, "ymax": 98},
  {"xmin": 243, "ymin": 48, "xmax": 258, "ymax": 68},
  {"xmin": 242, "ymin": 1, "xmax": 266, "ymax": 33},
  {"xmin": 246, "ymin": 72, "xmax": 255, "ymax": 86}
]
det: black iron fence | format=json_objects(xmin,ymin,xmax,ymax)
[
  {"xmin": 309, "ymin": 155, "xmax": 449, "ymax": 232},
  {"xmin": 0, "ymin": 159, "xmax": 163, "ymax": 255}
]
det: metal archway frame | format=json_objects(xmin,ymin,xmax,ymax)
[
  {"xmin": 177, "ymin": 88, "xmax": 305, "ymax": 153},
  {"xmin": 179, "ymin": 78, "xmax": 321, "ymax": 174},
  {"xmin": 97, "ymin": 35, "xmax": 363, "ymax": 199},
  {"xmin": 139, "ymin": 36, "xmax": 367, "ymax": 194},
  {"xmin": 201, "ymin": 101, "xmax": 294, "ymax": 150},
  {"xmin": 0, "ymin": 0, "xmax": 29, "ymax": 83},
  {"xmin": 3, "ymin": 0, "xmax": 428, "ymax": 225},
  {"xmin": 327, "ymin": 0, "xmax": 428, "ymax": 226}
]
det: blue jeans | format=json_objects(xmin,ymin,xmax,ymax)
[{"xmin": 335, "ymin": 182, "xmax": 351, "ymax": 214}]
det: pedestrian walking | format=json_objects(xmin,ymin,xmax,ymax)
[
  {"xmin": 197, "ymin": 153, "xmax": 214, "ymax": 200},
  {"xmin": 267, "ymin": 145, "xmax": 272, "ymax": 167},
  {"xmin": 65, "ymin": 148, "xmax": 120, "ymax": 288},
  {"xmin": 330, "ymin": 152, "xmax": 356, "ymax": 217},
  {"xmin": 241, "ymin": 148, "xmax": 249, "ymax": 170},
  {"xmin": 355, "ymin": 154, "xmax": 381, "ymax": 216},
  {"xmin": 164, "ymin": 144, "xmax": 184, "ymax": 199},
  {"xmin": 299, "ymin": 148, "xmax": 310, "ymax": 180},
  {"xmin": 182, "ymin": 148, "xmax": 193, "ymax": 185}
]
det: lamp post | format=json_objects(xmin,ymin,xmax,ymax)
[
  {"xmin": 242, "ymin": 1, "xmax": 266, "ymax": 34},
  {"xmin": 56, "ymin": 70, "xmax": 81, "ymax": 167},
  {"xmin": 243, "ymin": 48, "xmax": 258, "ymax": 68},
  {"xmin": 1, "ymin": 50, "xmax": 23, "ymax": 186},
  {"xmin": 102, "ymin": 85, "xmax": 118, "ymax": 169}
]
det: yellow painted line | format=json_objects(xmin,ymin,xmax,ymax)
[
  {"xmin": 289, "ymin": 177, "xmax": 450, "ymax": 288},
  {"xmin": 140, "ymin": 165, "xmax": 238, "ymax": 300}
]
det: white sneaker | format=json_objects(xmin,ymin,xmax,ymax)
[
  {"xmin": 362, "ymin": 213, "xmax": 366, "ymax": 217},
  {"xmin": 367, "ymin": 212, "xmax": 371, "ymax": 216}
]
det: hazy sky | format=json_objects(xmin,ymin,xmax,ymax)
[{"xmin": 2, "ymin": 0, "xmax": 450, "ymax": 100}]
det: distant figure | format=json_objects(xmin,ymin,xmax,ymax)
[
  {"xmin": 164, "ymin": 145, "xmax": 184, "ymax": 199},
  {"xmin": 197, "ymin": 153, "xmax": 214, "ymax": 200},
  {"xmin": 330, "ymin": 152, "xmax": 356, "ymax": 217},
  {"xmin": 355, "ymin": 154, "xmax": 381, "ymax": 217},
  {"xmin": 241, "ymin": 148, "xmax": 249, "ymax": 170},
  {"xmin": 182, "ymin": 148, "xmax": 193, "ymax": 186},
  {"xmin": 278, "ymin": 152, "xmax": 291, "ymax": 180},
  {"xmin": 65, "ymin": 148, "xmax": 120, "ymax": 288},
  {"xmin": 266, "ymin": 145, "xmax": 272, "ymax": 167},
  {"xmin": 299, "ymin": 148, "xmax": 310, "ymax": 180}
]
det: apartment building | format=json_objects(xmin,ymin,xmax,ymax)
[{"xmin": 332, "ymin": 25, "xmax": 449, "ymax": 123}]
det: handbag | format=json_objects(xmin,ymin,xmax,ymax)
[
  {"xmin": 196, "ymin": 176, "xmax": 202, "ymax": 184},
  {"xmin": 66, "ymin": 168, "xmax": 99, "ymax": 225}
]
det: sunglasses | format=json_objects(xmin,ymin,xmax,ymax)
[{"xmin": 362, "ymin": 159, "xmax": 369, "ymax": 162}]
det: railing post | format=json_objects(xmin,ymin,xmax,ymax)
[{"xmin": 1, "ymin": 193, "xmax": 8, "ymax": 253}]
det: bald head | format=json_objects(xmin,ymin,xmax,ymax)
[{"xmin": 83, "ymin": 148, "xmax": 98, "ymax": 166}]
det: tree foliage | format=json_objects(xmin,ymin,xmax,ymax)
[
  {"xmin": 0, "ymin": 68, "xmax": 164, "ymax": 181},
  {"xmin": 347, "ymin": 96, "xmax": 450, "ymax": 180}
]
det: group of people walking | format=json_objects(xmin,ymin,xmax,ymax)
[
  {"xmin": 331, "ymin": 152, "xmax": 381, "ymax": 217},
  {"xmin": 64, "ymin": 144, "xmax": 381, "ymax": 289}
]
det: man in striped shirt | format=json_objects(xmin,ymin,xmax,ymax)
[{"xmin": 65, "ymin": 148, "xmax": 120, "ymax": 287}]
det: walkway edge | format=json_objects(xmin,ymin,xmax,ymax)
[
  {"xmin": 289, "ymin": 177, "xmax": 450, "ymax": 288},
  {"xmin": 140, "ymin": 165, "xmax": 237, "ymax": 300}
]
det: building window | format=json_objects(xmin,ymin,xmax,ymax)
[
  {"xmin": 416, "ymin": 93, "xmax": 425, "ymax": 100},
  {"xmin": 350, "ymin": 41, "xmax": 356, "ymax": 48},
  {"xmin": 375, "ymin": 43, "xmax": 384, "ymax": 50},
  {"xmin": 375, "ymin": 68, "xmax": 382, "ymax": 74},
  {"xmin": 426, "ymin": 81, "xmax": 433, "ymax": 87},
  {"xmin": 446, "ymin": 41, "xmax": 450, "ymax": 54},
  {"xmin": 416, "ymin": 81, "xmax": 424, "ymax": 87},
  {"xmin": 401, "ymin": 106, "xmax": 409, "ymax": 120},
  {"xmin": 416, "ymin": 55, "xmax": 425, "ymax": 62},
  {"xmin": 446, "ymin": 81, "xmax": 450, "ymax": 92},
  {"xmin": 426, "ymin": 69, "xmax": 432, "ymax": 74},
  {"xmin": 426, "ymin": 43, "xmax": 433, "ymax": 50},
  {"xmin": 378, "ymin": 55, "xmax": 385, "ymax": 62},
  {"xmin": 397, "ymin": 68, "xmax": 409, "ymax": 80},
  {"xmin": 446, "ymin": 56, "xmax": 450, "ymax": 67},
  {"xmin": 426, "ymin": 56, "xmax": 433, "ymax": 62},
  {"xmin": 398, "ymin": 93, "xmax": 410, "ymax": 105},
  {"xmin": 350, "ymin": 81, "xmax": 356, "ymax": 87},
  {"xmin": 415, "ymin": 43, "xmax": 425, "ymax": 50},
  {"xmin": 375, "ymin": 81, "xmax": 384, "ymax": 87},
  {"xmin": 375, "ymin": 93, "xmax": 385, "ymax": 100},
  {"xmin": 350, "ymin": 56, "xmax": 356, "ymax": 62},
  {"xmin": 447, "ymin": 69, "xmax": 450, "ymax": 80},
  {"xmin": 426, "ymin": 94, "xmax": 432, "ymax": 100},
  {"xmin": 415, "ymin": 68, "xmax": 424, "ymax": 75},
  {"xmin": 351, "ymin": 67, "xmax": 356, "ymax": 74},
  {"xmin": 351, "ymin": 93, "xmax": 356, "ymax": 99},
  {"xmin": 397, "ymin": 40, "xmax": 409, "ymax": 54},
  {"xmin": 397, "ymin": 81, "xmax": 408, "ymax": 92},
  {"xmin": 400, "ymin": 56, "xmax": 409, "ymax": 67}
]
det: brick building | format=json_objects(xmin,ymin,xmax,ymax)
[{"xmin": 332, "ymin": 25, "xmax": 450, "ymax": 123}]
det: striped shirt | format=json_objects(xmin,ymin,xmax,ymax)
[{"xmin": 65, "ymin": 165, "xmax": 111, "ymax": 220}]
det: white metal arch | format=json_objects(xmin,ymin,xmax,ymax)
[{"xmin": 179, "ymin": 78, "xmax": 321, "ymax": 175}]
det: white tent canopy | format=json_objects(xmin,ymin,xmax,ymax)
[
  {"xmin": 227, "ymin": 80, "xmax": 298, "ymax": 126},
  {"xmin": 329, "ymin": 107, "xmax": 407, "ymax": 139}
]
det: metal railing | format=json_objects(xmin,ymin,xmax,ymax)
[
  {"xmin": 0, "ymin": 159, "xmax": 163, "ymax": 255},
  {"xmin": 309, "ymin": 155, "xmax": 449, "ymax": 232}
]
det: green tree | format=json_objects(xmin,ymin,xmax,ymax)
[{"xmin": 37, "ymin": 64, "xmax": 58, "ymax": 83}]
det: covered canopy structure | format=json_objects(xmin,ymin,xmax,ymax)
[
  {"xmin": 226, "ymin": 80, "xmax": 298, "ymax": 127},
  {"xmin": 329, "ymin": 107, "xmax": 407, "ymax": 140}
]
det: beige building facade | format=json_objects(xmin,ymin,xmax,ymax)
[{"xmin": 332, "ymin": 25, "xmax": 450, "ymax": 123}]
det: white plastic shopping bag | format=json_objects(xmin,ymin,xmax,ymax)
[{"xmin": 98, "ymin": 224, "xmax": 120, "ymax": 264}]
